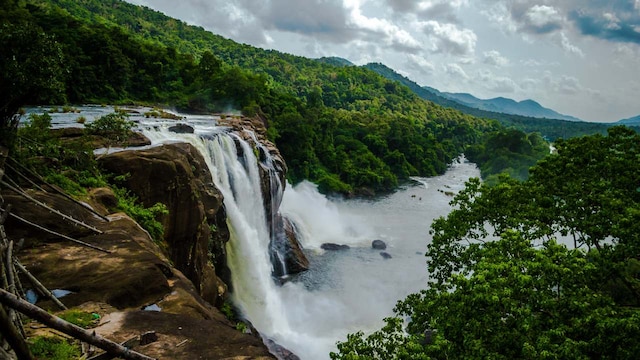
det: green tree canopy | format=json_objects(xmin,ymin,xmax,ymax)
[{"xmin": 332, "ymin": 127, "xmax": 640, "ymax": 359}]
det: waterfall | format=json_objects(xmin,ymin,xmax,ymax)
[
  {"xmin": 142, "ymin": 123, "xmax": 375, "ymax": 360},
  {"xmin": 143, "ymin": 125, "xmax": 290, "ymax": 331}
]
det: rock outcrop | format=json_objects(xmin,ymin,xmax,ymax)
[
  {"xmin": 372, "ymin": 239, "xmax": 387, "ymax": 250},
  {"xmin": 98, "ymin": 143, "xmax": 230, "ymax": 307},
  {"xmin": 2, "ymin": 189, "xmax": 274, "ymax": 359}
]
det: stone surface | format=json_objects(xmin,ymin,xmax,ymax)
[
  {"xmin": 98, "ymin": 143, "xmax": 230, "ymax": 306},
  {"xmin": 372, "ymin": 239, "xmax": 387, "ymax": 250},
  {"xmin": 271, "ymin": 216, "xmax": 309, "ymax": 275},
  {"xmin": 321, "ymin": 243, "xmax": 351, "ymax": 251},
  {"xmin": 3, "ymin": 189, "xmax": 275, "ymax": 359},
  {"xmin": 380, "ymin": 252, "xmax": 392, "ymax": 259},
  {"xmin": 168, "ymin": 123, "xmax": 195, "ymax": 134}
]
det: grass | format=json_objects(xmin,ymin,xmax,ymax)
[
  {"xmin": 28, "ymin": 336, "xmax": 81, "ymax": 360},
  {"xmin": 57, "ymin": 309, "xmax": 97, "ymax": 328}
]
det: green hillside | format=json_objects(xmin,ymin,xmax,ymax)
[{"xmin": 3, "ymin": 0, "xmax": 549, "ymax": 193}]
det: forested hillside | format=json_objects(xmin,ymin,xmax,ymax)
[{"xmin": 3, "ymin": 0, "xmax": 556, "ymax": 193}]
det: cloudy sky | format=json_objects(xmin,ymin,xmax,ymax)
[{"xmin": 127, "ymin": 0, "xmax": 640, "ymax": 123}]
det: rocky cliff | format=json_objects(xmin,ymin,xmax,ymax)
[
  {"xmin": 98, "ymin": 142, "xmax": 230, "ymax": 307},
  {"xmin": 1, "ymin": 115, "xmax": 309, "ymax": 359}
]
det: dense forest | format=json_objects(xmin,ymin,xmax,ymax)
[{"xmin": 1, "ymin": 0, "xmax": 554, "ymax": 194}]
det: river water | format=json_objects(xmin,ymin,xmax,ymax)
[
  {"xmin": 28, "ymin": 106, "xmax": 480, "ymax": 359},
  {"xmin": 276, "ymin": 161, "xmax": 479, "ymax": 359}
]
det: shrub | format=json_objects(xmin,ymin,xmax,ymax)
[
  {"xmin": 113, "ymin": 186, "xmax": 168, "ymax": 242},
  {"xmin": 84, "ymin": 111, "xmax": 134, "ymax": 143}
]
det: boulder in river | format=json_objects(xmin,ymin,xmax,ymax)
[
  {"xmin": 371, "ymin": 239, "xmax": 387, "ymax": 250},
  {"xmin": 168, "ymin": 123, "xmax": 195, "ymax": 134},
  {"xmin": 380, "ymin": 252, "xmax": 392, "ymax": 259},
  {"xmin": 321, "ymin": 243, "xmax": 350, "ymax": 251}
]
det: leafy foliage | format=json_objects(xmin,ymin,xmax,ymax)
[
  {"xmin": 333, "ymin": 127, "xmax": 640, "ymax": 359},
  {"xmin": 84, "ymin": 111, "xmax": 134, "ymax": 144},
  {"xmin": 465, "ymin": 128, "xmax": 549, "ymax": 182},
  {"xmin": 0, "ymin": 0, "xmax": 65, "ymax": 145},
  {"xmin": 14, "ymin": 0, "xmax": 498, "ymax": 193},
  {"xmin": 113, "ymin": 186, "xmax": 168, "ymax": 242}
]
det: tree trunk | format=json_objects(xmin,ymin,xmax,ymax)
[{"xmin": 0, "ymin": 289, "xmax": 155, "ymax": 360}]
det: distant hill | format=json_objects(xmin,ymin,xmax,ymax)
[
  {"xmin": 618, "ymin": 115, "xmax": 640, "ymax": 126},
  {"xmin": 438, "ymin": 92, "xmax": 582, "ymax": 122},
  {"xmin": 364, "ymin": 62, "xmax": 621, "ymax": 140},
  {"xmin": 315, "ymin": 57, "xmax": 354, "ymax": 67}
]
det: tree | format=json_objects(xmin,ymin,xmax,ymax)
[
  {"xmin": 0, "ymin": 10, "xmax": 65, "ymax": 146},
  {"xmin": 332, "ymin": 127, "xmax": 640, "ymax": 359}
]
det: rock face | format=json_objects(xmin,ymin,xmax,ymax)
[
  {"xmin": 168, "ymin": 123, "xmax": 195, "ymax": 134},
  {"xmin": 2, "ymin": 189, "xmax": 274, "ymax": 359},
  {"xmin": 271, "ymin": 215, "xmax": 309, "ymax": 276},
  {"xmin": 321, "ymin": 243, "xmax": 350, "ymax": 251},
  {"xmin": 98, "ymin": 143, "xmax": 230, "ymax": 306},
  {"xmin": 372, "ymin": 239, "xmax": 387, "ymax": 250}
]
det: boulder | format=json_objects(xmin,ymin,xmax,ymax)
[
  {"xmin": 98, "ymin": 143, "xmax": 230, "ymax": 306},
  {"xmin": 372, "ymin": 239, "xmax": 387, "ymax": 250},
  {"xmin": 321, "ymin": 243, "xmax": 350, "ymax": 251},
  {"xmin": 5, "ymin": 189, "xmax": 275, "ymax": 359},
  {"xmin": 380, "ymin": 252, "xmax": 392, "ymax": 259},
  {"xmin": 168, "ymin": 123, "xmax": 195, "ymax": 134},
  {"xmin": 271, "ymin": 216, "xmax": 309, "ymax": 276}
]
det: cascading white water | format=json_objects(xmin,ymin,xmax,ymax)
[{"xmin": 140, "ymin": 118, "xmax": 480, "ymax": 360}]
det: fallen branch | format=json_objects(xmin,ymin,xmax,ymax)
[
  {"xmin": 14, "ymin": 260, "xmax": 67, "ymax": 310},
  {"xmin": 0, "ymin": 208, "xmax": 111, "ymax": 254},
  {"xmin": 0, "ymin": 301, "xmax": 32, "ymax": 360},
  {"xmin": 7, "ymin": 158, "xmax": 110, "ymax": 222},
  {"xmin": 0, "ymin": 179, "xmax": 103, "ymax": 234},
  {"xmin": 0, "ymin": 288, "xmax": 156, "ymax": 360}
]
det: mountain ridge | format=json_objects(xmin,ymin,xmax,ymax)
[{"xmin": 437, "ymin": 92, "xmax": 582, "ymax": 122}]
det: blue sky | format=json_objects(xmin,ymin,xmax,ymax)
[{"xmin": 127, "ymin": 0, "xmax": 640, "ymax": 123}]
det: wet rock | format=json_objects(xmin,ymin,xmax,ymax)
[
  {"xmin": 264, "ymin": 338, "xmax": 300, "ymax": 360},
  {"xmin": 372, "ymin": 239, "xmax": 387, "ymax": 250},
  {"xmin": 321, "ymin": 243, "xmax": 350, "ymax": 251},
  {"xmin": 273, "ymin": 216, "xmax": 309, "ymax": 275},
  {"xmin": 168, "ymin": 123, "xmax": 195, "ymax": 134},
  {"xmin": 380, "ymin": 252, "xmax": 392, "ymax": 259},
  {"xmin": 98, "ymin": 143, "xmax": 230, "ymax": 306}
]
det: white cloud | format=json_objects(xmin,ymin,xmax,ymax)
[
  {"xmin": 524, "ymin": 5, "xmax": 563, "ymax": 33},
  {"xmin": 477, "ymin": 69, "xmax": 518, "ymax": 93},
  {"xmin": 347, "ymin": 1, "xmax": 422, "ymax": 53},
  {"xmin": 558, "ymin": 32, "xmax": 584, "ymax": 57},
  {"xmin": 445, "ymin": 63, "xmax": 470, "ymax": 80},
  {"xmin": 405, "ymin": 54, "xmax": 436, "ymax": 76},
  {"xmin": 422, "ymin": 21, "xmax": 477, "ymax": 56},
  {"xmin": 483, "ymin": 50, "xmax": 509, "ymax": 67}
]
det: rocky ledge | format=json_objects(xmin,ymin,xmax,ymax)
[
  {"xmin": 2, "ymin": 187, "xmax": 274, "ymax": 359},
  {"xmin": 2, "ymin": 114, "xmax": 311, "ymax": 359}
]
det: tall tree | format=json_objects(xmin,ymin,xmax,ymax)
[{"xmin": 0, "ymin": 2, "xmax": 64, "ymax": 146}]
